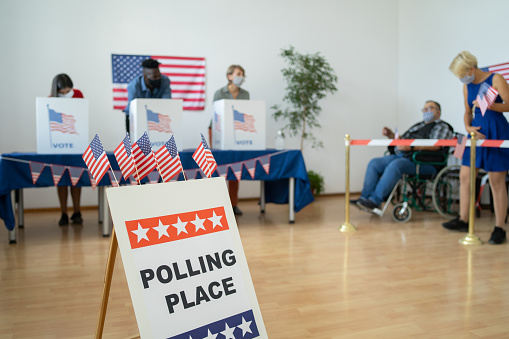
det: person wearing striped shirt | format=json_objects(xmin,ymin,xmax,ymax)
[{"xmin": 352, "ymin": 100, "xmax": 453, "ymax": 212}]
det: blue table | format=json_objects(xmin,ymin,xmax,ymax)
[{"xmin": 0, "ymin": 150, "xmax": 314, "ymax": 242}]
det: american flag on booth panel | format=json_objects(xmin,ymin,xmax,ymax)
[
  {"xmin": 114, "ymin": 134, "xmax": 136, "ymax": 181},
  {"xmin": 155, "ymin": 135, "xmax": 182, "ymax": 182},
  {"xmin": 477, "ymin": 82, "xmax": 499, "ymax": 116},
  {"xmin": 233, "ymin": 107, "xmax": 256, "ymax": 132},
  {"xmin": 111, "ymin": 54, "xmax": 206, "ymax": 111},
  {"xmin": 132, "ymin": 132, "xmax": 157, "ymax": 181},
  {"xmin": 481, "ymin": 62, "xmax": 509, "ymax": 83},
  {"xmin": 82, "ymin": 135, "xmax": 110, "ymax": 184},
  {"xmin": 146, "ymin": 106, "xmax": 172, "ymax": 133},
  {"xmin": 48, "ymin": 105, "xmax": 78, "ymax": 134}
]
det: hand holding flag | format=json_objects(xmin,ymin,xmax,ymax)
[
  {"xmin": 82, "ymin": 135, "xmax": 110, "ymax": 184},
  {"xmin": 155, "ymin": 136, "xmax": 183, "ymax": 182},
  {"xmin": 476, "ymin": 82, "xmax": 499, "ymax": 116},
  {"xmin": 192, "ymin": 133, "xmax": 217, "ymax": 178}
]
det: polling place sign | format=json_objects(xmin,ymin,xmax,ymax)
[{"xmin": 106, "ymin": 177, "xmax": 267, "ymax": 338}]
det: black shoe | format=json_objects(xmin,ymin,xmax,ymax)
[
  {"xmin": 349, "ymin": 199, "xmax": 360, "ymax": 205},
  {"xmin": 442, "ymin": 216, "xmax": 468, "ymax": 232},
  {"xmin": 71, "ymin": 212, "xmax": 83, "ymax": 224},
  {"xmin": 59, "ymin": 213, "xmax": 69, "ymax": 226},
  {"xmin": 356, "ymin": 198, "xmax": 379, "ymax": 212},
  {"xmin": 489, "ymin": 227, "xmax": 506, "ymax": 244},
  {"xmin": 233, "ymin": 206, "xmax": 243, "ymax": 216}
]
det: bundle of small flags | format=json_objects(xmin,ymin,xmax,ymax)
[
  {"xmin": 476, "ymin": 83, "xmax": 499, "ymax": 116},
  {"xmin": 82, "ymin": 133, "xmax": 218, "ymax": 186}
]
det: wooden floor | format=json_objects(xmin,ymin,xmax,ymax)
[{"xmin": 1, "ymin": 195, "xmax": 508, "ymax": 338}]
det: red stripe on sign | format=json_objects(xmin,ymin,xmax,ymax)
[
  {"xmin": 125, "ymin": 206, "xmax": 228, "ymax": 249},
  {"xmin": 172, "ymin": 90, "xmax": 205, "ymax": 94},
  {"xmin": 162, "ymin": 73, "xmax": 206, "ymax": 77},
  {"xmin": 172, "ymin": 81, "xmax": 205, "ymax": 85},
  {"xmin": 159, "ymin": 64, "xmax": 205, "ymax": 69},
  {"xmin": 481, "ymin": 140, "xmax": 504, "ymax": 147},
  {"xmin": 152, "ymin": 55, "xmax": 205, "ymax": 61},
  {"xmin": 434, "ymin": 140, "xmax": 457, "ymax": 146},
  {"xmin": 113, "ymin": 88, "xmax": 127, "ymax": 92},
  {"xmin": 389, "ymin": 140, "xmax": 413, "ymax": 146},
  {"xmin": 350, "ymin": 140, "xmax": 371, "ymax": 145}
]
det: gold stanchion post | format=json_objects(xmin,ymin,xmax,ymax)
[
  {"xmin": 340, "ymin": 134, "xmax": 357, "ymax": 232},
  {"xmin": 459, "ymin": 132, "xmax": 482, "ymax": 245}
]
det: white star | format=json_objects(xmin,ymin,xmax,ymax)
[
  {"xmin": 208, "ymin": 211, "xmax": 223, "ymax": 229},
  {"xmin": 153, "ymin": 220, "xmax": 170, "ymax": 239},
  {"xmin": 237, "ymin": 317, "xmax": 253, "ymax": 336},
  {"xmin": 220, "ymin": 323, "xmax": 236, "ymax": 339},
  {"xmin": 131, "ymin": 223, "xmax": 149, "ymax": 243},
  {"xmin": 190, "ymin": 214, "xmax": 206, "ymax": 232},
  {"xmin": 172, "ymin": 217, "xmax": 188, "ymax": 236},
  {"xmin": 203, "ymin": 329, "xmax": 217, "ymax": 339}
]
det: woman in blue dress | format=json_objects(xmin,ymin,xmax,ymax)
[{"xmin": 443, "ymin": 51, "xmax": 509, "ymax": 244}]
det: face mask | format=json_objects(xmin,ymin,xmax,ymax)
[
  {"xmin": 460, "ymin": 73, "xmax": 475, "ymax": 84},
  {"xmin": 57, "ymin": 89, "xmax": 74, "ymax": 98},
  {"xmin": 423, "ymin": 110, "xmax": 434, "ymax": 122},
  {"xmin": 232, "ymin": 76, "xmax": 244, "ymax": 87},
  {"xmin": 149, "ymin": 78, "xmax": 161, "ymax": 88}
]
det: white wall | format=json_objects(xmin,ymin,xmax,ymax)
[
  {"xmin": 0, "ymin": 0, "xmax": 399, "ymax": 209},
  {"xmin": 398, "ymin": 0, "xmax": 509, "ymax": 132}
]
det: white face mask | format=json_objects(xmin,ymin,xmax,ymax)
[
  {"xmin": 232, "ymin": 76, "xmax": 244, "ymax": 87},
  {"xmin": 460, "ymin": 73, "xmax": 475, "ymax": 84},
  {"xmin": 57, "ymin": 89, "xmax": 74, "ymax": 98}
]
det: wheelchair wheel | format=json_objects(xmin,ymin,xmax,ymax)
[
  {"xmin": 392, "ymin": 203, "xmax": 412, "ymax": 223},
  {"xmin": 432, "ymin": 165, "xmax": 461, "ymax": 219}
]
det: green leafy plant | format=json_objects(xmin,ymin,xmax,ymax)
[
  {"xmin": 272, "ymin": 46, "xmax": 338, "ymax": 150},
  {"xmin": 307, "ymin": 170, "xmax": 324, "ymax": 196}
]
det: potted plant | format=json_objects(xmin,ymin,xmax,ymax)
[
  {"xmin": 307, "ymin": 170, "xmax": 324, "ymax": 196},
  {"xmin": 272, "ymin": 46, "xmax": 338, "ymax": 150}
]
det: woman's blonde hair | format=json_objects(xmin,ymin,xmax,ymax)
[{"xmin": 449, "ymin": 51, "xmax": 478, "ymax": 78}]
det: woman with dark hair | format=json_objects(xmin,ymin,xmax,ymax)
[{"xmin": 50, "ymin": 73, "xmax": 84, "ymax": 225}]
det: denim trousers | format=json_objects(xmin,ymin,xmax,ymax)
[{"xmin": 360, "ymin": 154, "xmax": 437, "ymax": 205}]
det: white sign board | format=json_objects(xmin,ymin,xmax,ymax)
[
  {"xmin": 36, "ymin": 97, "xmax": 89, "ymax": 154},
  {"xmin": 212, "ymin": 100, "xmax": 266, "ymax": 150},
  {"xmin": 130, "ymin": 99, "xmax": 184, "ymax": 150},
  {"xmin": 106, "ymin": 178, "xmax": 267, "ymax": 339}
]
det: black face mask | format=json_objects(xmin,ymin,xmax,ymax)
[{"xmin": 149, "ymin": 78, "xmax": 161, "ymax": 88}]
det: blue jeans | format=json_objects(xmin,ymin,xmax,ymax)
[{"xmin": 361, "ymin": 154, "xmax": 437, "ymax": 206}]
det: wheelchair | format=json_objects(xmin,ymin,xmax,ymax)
[{"xmin": 370, "ymin": 151, "xmax": 460, "ymax": 223}]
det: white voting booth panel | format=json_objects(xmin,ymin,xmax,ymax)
[
  {"xmin": 106, "ymin": 178, "xmax": 267, "ymax": 339},
  {"xmin": 212, "ymin": 100, "xmax": 266, "ymax": 150},
  {"xmin": 36, "ymin": 97, "xmax": 89, "ymax": 154},
  {"xmin": 129, "ymin": 99, "xmax": 184, "ymax": 150}
]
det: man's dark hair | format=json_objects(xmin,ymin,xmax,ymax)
[
  {"xmin": 426, "ymin": 100, "xmax": 441, "ymax": 112},
  {"xmin": 141, "ymin": 59, "xmax": 161, "ymax": 69}
]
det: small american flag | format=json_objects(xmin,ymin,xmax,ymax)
[
  {"xmin": 48, "ymin": 105, "xmax": 78, "ymax": 134},
  {"xmin": 233, "ymin": 107, "xmax": 256, "ymax": 132},
  {"xmin": 214, "ymin": 111, "xmax": 221, "ymax": 132},
  {"xmin": 132, "ymin": 132, "xmax": 157, "ymax": 181},
  {"xmin": 111, "ymin": 54, "xmax": 206, "ymax": 111},
  {"xmin": 481, "ymin": 62, "xmax": 509, "ymax": 83},
  {"xmin": 476, "ymin": 83, "xmax": 499, "ymax": 116},
  {"xmin": 453, "ymin": 134, "xmax": 467, "ymax": 159},
  {"xmin": 146, "ymin": 106, "xmax": 172, "ymax": 133},
  {"xmin": 82, "ymin": 135, "xmax": 110, "ymax": 184},
  {"xmin": 155, "ymin": 136, "xmax": 182, "ymax": 182},
  {"xmin": 114, "ymin": 134, "xmax": 136, "ymax": 181},
  {"xmin": 192, "ymin": 134, "xmax": 217, "ymax": 178}
]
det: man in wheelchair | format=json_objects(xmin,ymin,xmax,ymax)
[{"xmin": 352, "ymin": 100, "xmax": 453, "ymax": 213}]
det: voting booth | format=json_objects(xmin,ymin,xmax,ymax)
[
  {"xmin": 212, "ymin": 100, "xmax": 266, "ymax": 150},
  {"xmin": 36, "ymin": 97, "xmax": 89, "ymax": 154},
  {"xmin": 129, "ymin": 99, "xmax": 184, "ymax": 150},
  {"xmin": 106, "ymin": 178, "xmax": 267, "ymax": 338}
]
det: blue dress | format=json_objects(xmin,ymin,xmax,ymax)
[{"xmin": 462, "ymin": 73, "xmax": 509, "ymax": 171}]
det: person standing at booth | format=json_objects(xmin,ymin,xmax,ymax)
[
  {"xmin": 211, "ymin": 65, "xmax": 249, "ymax": 215},
  {"xmin": 50, "ymin": 74, "xmax": 84, "ymax": 226},
  {"xmin": 443, "ymin": 51, "xmax": 509, "ymax": 244},
  {"xmin": 124, "ymin": 59, "xmax": 172, "ymax": 132}
]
